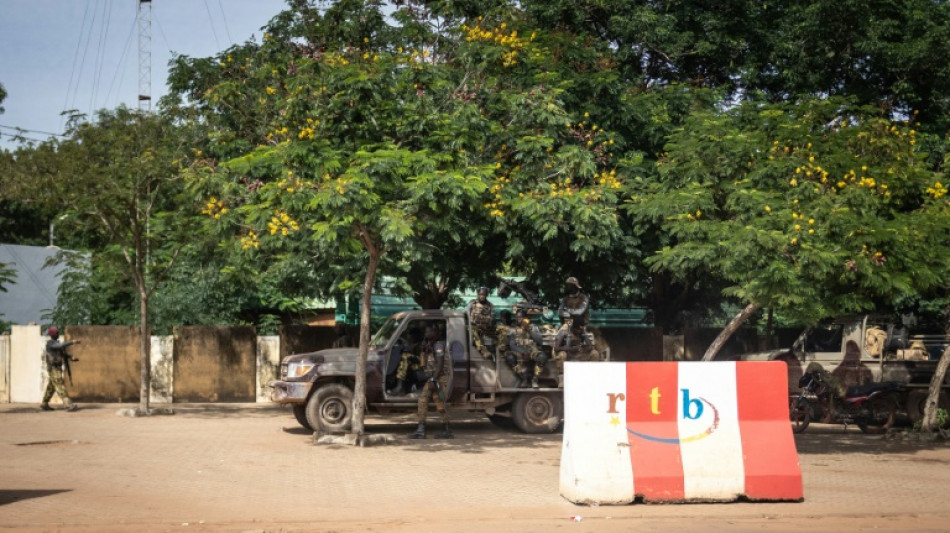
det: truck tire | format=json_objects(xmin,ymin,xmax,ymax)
[
  {"xmin": 306, "ymin": 383, "xmax": 353, "ymax": 433},
  {"xmin": 293, "ymin": 404, "xmax": 313, "ymax": 431},
  {"xmin": 512, "ymin": 392, "xmax": 563, "ymax": 434}
]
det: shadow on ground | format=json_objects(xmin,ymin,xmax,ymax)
[
  {"xmin": 795, "ymin": 424, "xmax": 949, "ymax": 455},
  {"xmin": 0, "ymin": 489, "xmax": 71, "ymax": 506}
]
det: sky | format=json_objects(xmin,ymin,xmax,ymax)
[{"xmin": 0, "ymin": 0, "xmax": 287, "ymax": 150}]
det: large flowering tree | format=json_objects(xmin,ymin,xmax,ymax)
[{"xmin": 628, "ymin": 97, "xmax": 950, "ymax": 359}]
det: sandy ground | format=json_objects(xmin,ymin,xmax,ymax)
[{"xmin": 1, "ymin": 403, "xmax": 949, "ymax": 532}]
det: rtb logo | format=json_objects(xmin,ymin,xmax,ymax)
[{"xmin": 607, "ymin": 387, "xmax": 720, "ymax": 444}]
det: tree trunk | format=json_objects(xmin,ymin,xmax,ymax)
[
  {"xmin": 138, "ymin": 290, "xmax": 151, "ymax": 414},
  {"xmin": 701, "ymin": 302, "xmax": 760, "ymax": 361},
  {"xmin": 351, "ymin": 248, "xmax": 380, "ymax": 437},
  {"xmin": 920, "ymin": 345, "xmax": 950, "ymax": 432}
]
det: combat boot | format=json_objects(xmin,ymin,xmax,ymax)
[
  {"xmin": 435, "ymin": 423, "xmax": 454, "ymax": 439},
  {"xmin": 40, "ymin": 403, "xmax": 53, "ymax": 411},
  {"xmin": 388, "ymin": 379, "xmax": 408, "ymax": 397},
  {"xmin": 65, "ymin": 403, "xmax": 78, "ymax": 412},
  {"xmin": 408, "ymin": 421, "xmax": 426, "ymax": 439}
]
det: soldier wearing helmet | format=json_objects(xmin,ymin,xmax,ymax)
[
  {"xmin": 41, "ymin": 326, "xmax": 81, "ymax": 412},
  {"xmin": 557, "ymin": 277, "xmax": 591, "ymax": 350},
  {"xmin": 466, "ymin": 286, "xmax": 495, "ymax": 358}
]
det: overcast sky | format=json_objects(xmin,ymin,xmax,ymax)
[{"xmin": 0, "ymin": 0, "xmax": 287, "ymax": 150}]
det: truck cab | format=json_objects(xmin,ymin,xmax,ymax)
[{"xmin": 270, "ymin": 309, "xmax": 606, "ymax": 434}]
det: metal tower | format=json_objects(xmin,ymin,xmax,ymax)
[{"xmin": 137, "ymin": 0, "xmax": 152, "ymax": 111}]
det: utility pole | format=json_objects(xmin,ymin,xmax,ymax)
[{"xmin": 137, "ymin": 0, "xmax": 152, "ymax": 112}]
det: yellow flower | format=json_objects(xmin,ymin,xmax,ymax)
[
  {"xmin": 265, "ymin": 86, "xmax": 276, "ymax": 95},
  {"xmin": 808, "ymin": 229, "xmax": 815, "ymax": 234},
  {"xmin": 764, "ymin": 205, "xmax": 771, "ymax": 213},
  {"xmin": 791, "ymin": 237, "xmax": 798, "ymax": 245}
]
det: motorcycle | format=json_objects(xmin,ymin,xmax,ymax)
[{"xmin": 789, "ymin": 369, "xmax": 902, "ymax": 434}]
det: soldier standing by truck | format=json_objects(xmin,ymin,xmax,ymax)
[
  {"xmin": 408, "ymin": 325, "xmax": 453, "ymax": 439},
  {"xmin": 40, "ymin": 326, "xmax": 80, "ymax": 412}
]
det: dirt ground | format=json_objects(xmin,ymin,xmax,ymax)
[{"xmin": 1, "ymin": 403, "xmax": 949, "ymax": 533}]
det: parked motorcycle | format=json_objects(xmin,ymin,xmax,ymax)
[{"xmin": 789, "ymin": 370, "xmax": 902, "ymax": 434}]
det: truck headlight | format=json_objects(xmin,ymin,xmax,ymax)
[{"xmin": 287, "ymin": 362, "xmax": 315, "ymax": 378}]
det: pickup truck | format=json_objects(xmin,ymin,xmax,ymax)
[
  {"xmin": 716, "ymin": 315, "xmax": 950, "ymax": 423},
  {"xmin": 269, "ymin": 309, "xmax": 605, "ymax": 434}
]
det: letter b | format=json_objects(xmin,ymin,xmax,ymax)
[{"xmin": 681, "ymin": 388, "xmax": 703, "ymax": 420}]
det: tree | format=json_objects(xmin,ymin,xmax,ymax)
[
  {"xmin": 0, "ymin": 107, "xmax": 197, "ymax": 414},
  {"xmin": 627, "ymin": 97, "xmax": 950, "ymax": 359}
]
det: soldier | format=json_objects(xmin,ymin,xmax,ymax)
[
  {"xmin": 41, "ymin": 326, "xmax": 80, "ymax": 412},
  {"xmin": 495, "ymin": 310, "xmax": 518, "ymax": 374},
  {"xmin": 466, "ymin": 287, "xmax": 495, "ymax": 358},
  {"xmin": 508, "ymin": 311, "xmax": 547, "ymax": 388},
  {"xmin": 409, "ymin": 325, "xmax": 453, "ymax": 439},
  {"xmin": 557, "ymin": 276, "xmax": 590, "ymax": 349},
  {"xmin": 388, "ymin": 327, "xmax": 424, "ymax": 396}
]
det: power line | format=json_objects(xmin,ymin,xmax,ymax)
[
  {"xmin": 61, "ymin": 0, "xmax": 93, "ymax": 129},
  {"xmin": 217, "ymin": 0, "xmax": 233, "ymax": 45},
  {"xmin": 89, "ymin": 0, "xmax": 114, "ymax": 111},
  {"xmin": 104, "ymin": 12, "xmax": 138, "ymax": 106},
  {"xmin": 202, "ymin": 0, "xmax": 221, "ymax": 50},
  {"xmin": 0, "ymin": 124, "xmax": 66, "ymax": 137}
]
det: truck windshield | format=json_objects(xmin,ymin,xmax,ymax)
[
  {"xmin": 803, "ymin": 323, "xmax": 844, "ymax": 352},
  {"xmin": 371, "ymin": 317, "xmax": 403, "ymax": 347}
]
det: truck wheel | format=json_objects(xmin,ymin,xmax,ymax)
[
  {"xmin": 293, "ymin": 404, "xmax": 313, "ymax": 431},
  {"xmin": 512, "ymin": 392, "xmax": 563, "ymax": 434},
  {"xmin": 306, "ymin": 383, "xmax": 353, "ymax": 433}
]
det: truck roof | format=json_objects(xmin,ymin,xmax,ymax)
[{"xmin": 390, "ymin": 309, "xmax": 467, "ymax": 320}]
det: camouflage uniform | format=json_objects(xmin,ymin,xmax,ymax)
[
  {"xmin": 508, "ymin": 317, "xmax": 546, "ymax": 387},
  {"xmin": 466, "ymin": 289, "xmax": 495, "ymax": 358},
  {"xmin": 416, "ymin": 338, "xmax": 450, "ymax": 424},
  {"xmin": 394, "ymin": 351, "xmax": 422, "ymax": 381},
  {"xmin": 41, "ymin": 333, "xmax": 77, "ymax": 411},
  {"xmin": 557, "ymin": 277, "xmax": 590, "ymax": 347}
]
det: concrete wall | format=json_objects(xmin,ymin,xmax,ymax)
[
  {"xmin": 10, "ymin": 324, "xmax": 43, "ymax": 403},
  {"xmin": 173, "ymin": 326, "xmax": 257, "ymax": 402},
  {"xmin": 0, "ymin": 334, "xmax": 9, "ymax": 403},
  {"xmin": 66, "ymin": 326, "xmax": 140, "ymax": 402}
]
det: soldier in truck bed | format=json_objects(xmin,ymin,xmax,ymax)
[
  {"xmin": 466, "ymin": 287, "xmax": 495, "ymax": 358},
  {"xmin": 508, "ymin": 310, "xmax": 547, "ymax": 388}
]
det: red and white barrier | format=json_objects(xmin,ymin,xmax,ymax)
[{"xmin": 559, "ymin": 361, "xmax": 803, "ymax": 504}]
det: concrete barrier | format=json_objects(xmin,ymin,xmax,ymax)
[{"xmin": 560, "ymin": 361, "xmax": 802, "ymax": 504}]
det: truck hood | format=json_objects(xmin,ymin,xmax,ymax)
[{"xmin": 284, "ymin": 347, "xmax": 361, "ymax": 365}]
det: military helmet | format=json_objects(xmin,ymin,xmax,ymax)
[{"xmin": 565, "ymin": 276, "xmax": 582, "ymax": 289}]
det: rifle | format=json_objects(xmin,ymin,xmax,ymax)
[{"xmin": 60, "ymin": 340, "xmax": 80, "ymax": 386}]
